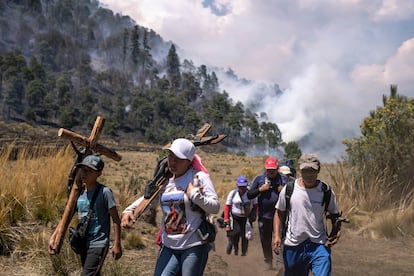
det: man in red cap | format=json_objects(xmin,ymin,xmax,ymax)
[{"xmin": 247, "ymin": 157, "xmax": 283, "ymax": 270}]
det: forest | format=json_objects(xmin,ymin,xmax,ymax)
[{"xmin": 0, "ymin": 0, "xmax": 288, "ymax": 155}]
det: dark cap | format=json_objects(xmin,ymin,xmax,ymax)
[
  {"xmin": 298, "ymin": 153, "xmax": 320, "ymax": 170},
  {"xmin": 77, "ymin": 155, "xmax": 104, "ymax": 172}
]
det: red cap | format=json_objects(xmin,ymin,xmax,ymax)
[{"xmin": 264, "ymin": 157, "xmax": 278, "ymax": 169}]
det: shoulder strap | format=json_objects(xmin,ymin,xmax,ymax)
[
  {"xmin": 321, "ymin": 182, "xmax": 332, "ymax": 213},
  {"xmin": 282, "ymin": 178, "xmax": 295, "ymax": 239},
  {"xmin": 87, "ymin": 184, "xmax": 102, "ymax": 217},
  {"xmin": 285, "ymin": 178, "xmax": 295, "ymax": 211},
  {"xmin": 231, "ymin": 188, "xmax": 238, "ymax": 203}
]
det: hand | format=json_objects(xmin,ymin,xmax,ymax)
[
  {"xmin": 224, "ymin": 220, "xmax": 231, "ymax": 232},
  {"xmin": 272, "ymin": 235, "xmax": 282, "ymax": 255},
  {"xmin": 48, "ymin": 237, "xmax": 56, "ymax": 255},
  {"xmin": 111, "ymin": 243, "xmax": 122, "ymax": 260},
  {"xmin": 48, "ymin": 232, "xmax": 57, "ymax": 255},
  {"xmin": 186, "ymin": 181, "xmax": 203, "ymax": 195},
  {"xmin": 326, "ymin": 230, "xmax": 341, "ymax": 247},
  {"xmin": 259, "ymin": 182, "xmax": 271, "ymax": 192},
  {"xmin": 121, "ymin": 212, "xmax": 135, "ymax": 228}
]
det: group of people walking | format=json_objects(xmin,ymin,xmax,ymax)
[
  {"xmin": 48, "ymin": 137, "xmax": 342, "ymax": 276},
  {"xmin": 224, "ymin": 155, "xmax": 342, "ymax": 276}
]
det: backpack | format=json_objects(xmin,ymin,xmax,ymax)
[
  {"xmin": 217, "ymin": 188, "xmax": 252, "ymax": 228},
  {"xmin": 282, "ymin": 179, "xmax": 331, "ymax": 238}
]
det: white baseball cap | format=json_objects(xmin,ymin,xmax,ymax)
[{"xmin": 164, "ymin": 138, "xmax": 195, "ymax": 161}]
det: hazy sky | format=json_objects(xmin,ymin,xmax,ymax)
[{"xmin": 100, "ymin": 0, "xmax": 414, "ymax": 161}]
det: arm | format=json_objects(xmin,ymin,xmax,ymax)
[
  {"xmin": 326, "ymin": 212, "xmax": 349, "ymax": 247},
  {"xmin": 187, "ymin": 173, "xmax": 220, "ymax": 214},
  {"xmin": 121, "ymin": 196, "xmax": 144, "ymax": 228},
  {"xmin": 247, "ymin": 187, "xmax": 260, "ymax": 199},
  {"xmin": 272, "ymin": 209, "xmax": 285, "ymax": 254},
  {"xmin": 109, "ymin": 206, "xmax": 122, "ymax": 260},
  {"xmin": 250, "ymin": 203, "xmax": 258, "ymax": 222},
  {"xmin": 325, "ymin": 190, "xmax": 346, "ymax": 247},
  {"xmin": 223, "ymin": 204, "xmax": 231, "ymax": 221},
  {"xmin": 247, "ymin": 176, "xmax": 271, "ymax": 199},
  {"xmin": 48, "ymin": 227, "xmax": 58, "ymax": 255},
  {"xmin": 48, "ymin": 196, "xmax": 78, "ymax": 255},
  {"xmin": 247, "ymin": 177, "xmax": 260, "ymax": 199}
]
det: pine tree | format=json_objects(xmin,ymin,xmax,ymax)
[
  {"xmin": 122, "ymin": 28, "xmax": 129, "ymax": 68},
  {"xmin": 166, "ymin": 44, "xmax": 181, "ymax": 89},
  {"xmin": 130, "ymin": 25, "xmax": 140, "ymax": 69}
]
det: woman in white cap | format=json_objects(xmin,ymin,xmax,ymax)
[{"xmin": 121, "ymin": 138, "xmax": 220, "ymax": 276}]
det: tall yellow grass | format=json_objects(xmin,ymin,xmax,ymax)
[
  {"xmin": 0, "ymin": 144, "xmax": 72, "ymax": 226},
  {"xmin": 322, "ymin": 162, "xmax": 414, "ymax": 238}
]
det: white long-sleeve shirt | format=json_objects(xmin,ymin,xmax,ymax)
[{"xmin": 123, "ymin": 169, "xmax": 219, "ymax": 249}]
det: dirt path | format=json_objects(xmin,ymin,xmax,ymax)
[
  {"xmin": 205, "ymin": 222, "xmax": 283, "ymax": 276},
  {"xmin": 205, "ymin": 226, "xmax": 414, "ymax": 276}
]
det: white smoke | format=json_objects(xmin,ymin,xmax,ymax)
[{"xmin": 100, "ymin": 0, "xmax": 414, "ymax": 162}]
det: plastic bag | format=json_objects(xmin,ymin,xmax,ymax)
[{"xmin": 245, "ymin": 221, "xmax": 252, "ymax": 240}]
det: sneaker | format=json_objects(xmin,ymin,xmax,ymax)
[
  {"xmin": 234, "ymin": 250, "xmax": 238, "ymax": 256},
  {"xmin": 241, "ymin": 253, "xmax": 246, "ymax": 256}
]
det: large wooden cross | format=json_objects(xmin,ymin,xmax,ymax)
[{"xmin": 49, "ymin": 116, "xmax": 122, "ymax": 254}]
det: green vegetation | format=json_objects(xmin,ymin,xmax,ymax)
[{"xmin": 344, "ymin": 85, "xmax": 414, "ymax": 206}]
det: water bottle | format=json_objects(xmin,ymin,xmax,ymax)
[
  {"xmin": 193, "ymin": 175, "xmax": 200, "ymax": 187},
  {"xmin": 191, "ymin": 175, "xmax": 203, "ymax": 211},
  {"xmin": 265, "ymin": 177, "xmax": 272, "ymax": 189}
]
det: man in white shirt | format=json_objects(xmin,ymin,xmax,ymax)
[{"xmin": 272, "ymin": 153, "xmax": 342, "ymax": 276}]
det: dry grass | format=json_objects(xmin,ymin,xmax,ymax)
[
  {"xmin": 322, "ymin": 162, "xmax": 414, "ymax": 238},
  {"xmin": 1, "ymin": 144, "xmax": 414, "ymax": 274}
]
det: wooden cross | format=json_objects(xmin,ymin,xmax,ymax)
[
  {"xmin": 49, "ymin": 116, "xmax": 122, "ymax": 254},
  {"xmin": 126, "ymin": 123, "xmax": 227, "ymax": 226}
]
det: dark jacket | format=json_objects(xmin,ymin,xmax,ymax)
[{"xmin": 247, "ymin": 173, "xmax": 282, "ymax": 219}]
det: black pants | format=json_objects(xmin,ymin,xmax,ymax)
[
  {"xmin": 80, "ymin": 246, "xmax": 109, "ymax": 276},
  {"xmin": 231, "ymin": 215, "xmax": 248, "ymax": 255},
  {"xmin": 258, "ymin": 217, "xmax": 274, "ymax": 264}
]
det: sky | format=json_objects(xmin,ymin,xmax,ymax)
[{"xmin": 99, "ymin": 0, "xmax": 414, "ymax": 161}]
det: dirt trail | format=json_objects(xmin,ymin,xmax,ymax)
[
  {"xmin": 205, "ymin": 225, "xmax": 414, "ymax": 276},
  {"xmin": 205, "ymin": 222, "xmax": 283, "ymax": 276}
]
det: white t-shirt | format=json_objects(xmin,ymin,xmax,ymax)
[
  {"xmin": 225, "ymin": 188, "xmax": 257, "ymax": 217},
  {"xmin": 276, "ymin": 179, "xmax": 339, "ymax": 246}
]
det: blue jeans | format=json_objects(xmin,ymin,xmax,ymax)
[
  {"xmin": 283, "ymin": 240, "xmax": 331, "ymax": 276},
  {"xmin": 154, "ymin": 243, "xmax": 211, "ymax": 276}
]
